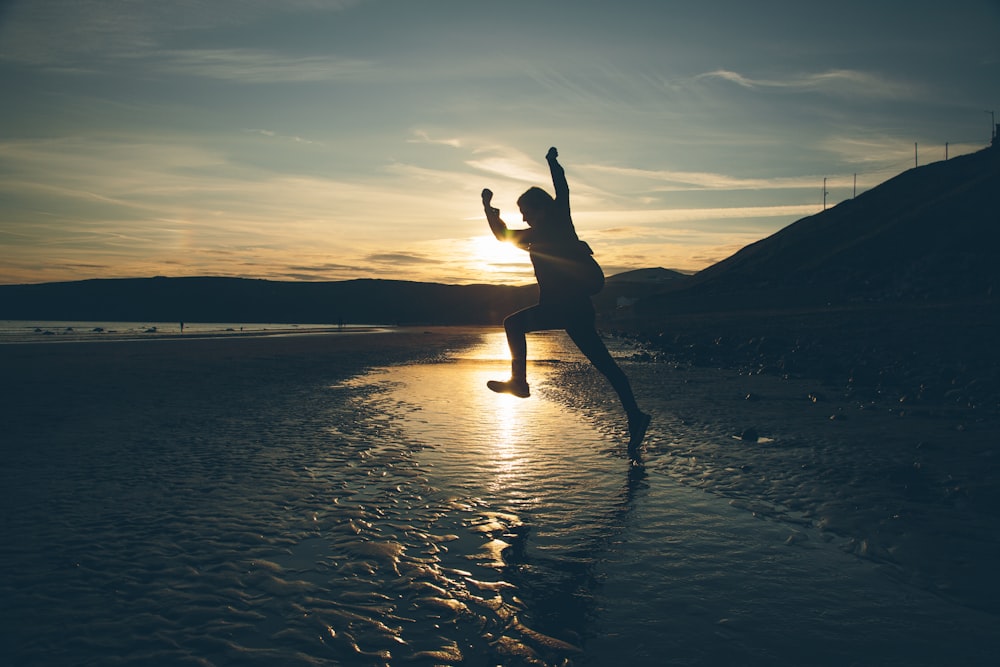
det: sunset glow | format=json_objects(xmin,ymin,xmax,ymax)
[
  {"xmin": 1, "ymin": 0, "xmax": 996, "ymax": 285},
  {"xmin": 468, "ymin": 233, "xmax": 531, "ymax": 275}
]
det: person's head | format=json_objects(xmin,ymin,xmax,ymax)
[{"xmin": 516, "ymin": 187, "xmax": 554, "ymax": 227}]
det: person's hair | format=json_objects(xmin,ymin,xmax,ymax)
[{"xmin": 517, "ymin": 186, "xmax": 554, "ymax": 214}]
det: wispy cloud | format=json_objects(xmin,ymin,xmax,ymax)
[
  {"xmin": 696, "ymin": 68, "xmax": 918, "ymax": 99},
  {"xmin": 466, "ymin": 152, "xmax": 549, "ymax": 185},
  {"xmin": 0, "ymin": 134, "xmax": 505, "ymax": 283},
  {"xmin": 585, "ymin": 225, "xmax": 778, "ymax": 275},
  {"xmin": 577, "ymin": 205, "xmax": 819, "ymax": 230},
  {"xmin": 244, "ymin": 129, "xmax": 323, "ymax": 146},
  {"xmin": 817, "ymin": 135, "xmax": 981, "ymax": 170},
  {"xmin": 407, "ymin": 130, "xmax": 462, "ymax": 148},
  {"xmin": 0, "ymin": 0, "xmax": 365, "ymax": 67},
  {"xmin": 583, "ymin": 164, "xmax": 823, "ymax": 191},
  {"xmin": 156, "ymin": 49, "xmax": 373, "ymax": 83},
  {"xmin": 366, "ymin": 252, "xmax": 437, "ymax": 265}
]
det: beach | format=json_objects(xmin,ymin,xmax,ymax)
[{"xmin": 2, "ymin": 327, "xmax": 998, "ymax": 666}]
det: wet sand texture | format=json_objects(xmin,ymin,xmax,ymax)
[{"xmin": 2, "ymin": 328, "xmax": 998, "ymax": 666}]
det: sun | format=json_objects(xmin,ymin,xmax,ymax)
[{"xmin": 468, "ymin": 233, "xmax": 532, "ymax": 279}]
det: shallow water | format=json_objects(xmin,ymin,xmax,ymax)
[{"xmin": 2, "ymin": 331, "xmax": 996, "ymax": 665}]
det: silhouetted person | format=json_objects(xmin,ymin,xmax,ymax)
[{"xmin": 482, "ymin": 147, "xmax": 651, "ymax": 455}]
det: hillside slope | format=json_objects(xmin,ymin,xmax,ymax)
[{"xmin": 647, "ymin": 145, "xmax": 1000, "ymax": 313}]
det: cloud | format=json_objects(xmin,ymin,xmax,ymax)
[
  {"xmin": 466, "ymin": 153, "xmax": 549, "ymax": 185},
  {"xmin": 286, "ymin": 262, "xmax": 362, "ymax": 273},
  {"xmin": 817, "ymin": 135, "xmax": 982, "ymax": 171},
  {"xmin": 365, "ymin": 252, "xmax": 436, "ymax": 265},
  {"xmin": 701, "ymin": 69, "xmax": 756, "ymax": 88},
  {"xmin": 156, "ymin": 49, "xmax": 373, "ymax": 83},
  {"xmin": 579, "ymin": 205, "xmax": 820, "ymax": 227},
  {"xmin": 0, "ymin": 0, "xmax": 364, "ymax": 67},
  {"xmin": 584, "ymin": 164, "xmax": 823, "ymax": 191},
  {"xmin": 407, "ymin": 130, "xmax": 462, "ymax": 148},
  {"xmin": 279, "ymin": 262, "xmax": 370, "ymax": 281},
  {"xmin": 244, "ymin": 129, "xmax": 323, "ymax": 146},
  {"xmin": 696, "ymin": 68, "xmax": 918, "ymax": 100}
]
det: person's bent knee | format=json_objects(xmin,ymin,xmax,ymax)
[{"xmin": 504, "ymin": 310, "xmax": 530, "ymax": 333}]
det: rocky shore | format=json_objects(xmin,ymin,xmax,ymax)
[{"xmin": 610, "ymin": 298, "xmax": 999, "ymax": 418}]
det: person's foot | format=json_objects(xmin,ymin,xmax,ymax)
[
  {"xmin": 627, "ymin": 411, "xmax": 651, "ymax": 455},
  {"xmin": 487, "ymin": 378, "xmax": 530, "ymax": 398}
]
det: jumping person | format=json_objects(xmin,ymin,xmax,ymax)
[{"xmin": 482, "ymin": 147, "xmax": 651, "ymax": 455}]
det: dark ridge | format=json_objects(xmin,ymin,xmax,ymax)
[
  {"xmin": 612, "ymin": 145, "xmax": 1000, "ymax": 412},
  {"xmin": 640, "ymin": 145, "xmax": 1000, "ymax": 314},
  {"xmin": 0, "ymin": 276, "xmax": 538, "ymax": 326}
]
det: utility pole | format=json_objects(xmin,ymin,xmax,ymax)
[
  {"xmin": 853, "ymin": 173, "xmax": 857, "ymax": 198},
  {"xmin": 914, "ymin": 142, "xmax": 918, "ymax": 167},
  {"xmin": 823, "ymin": 177, "xmax": 828, "ymax": 210},
  {"xmin": 987, "ymin": 110, "xmax": 996, "ymax": 141}
]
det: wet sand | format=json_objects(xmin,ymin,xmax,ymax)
[
  {"xmin": 547, "ymin": 354, "xmax": 1000, "ymax": 613},
  {"xmin": 1, "ymin": 327, "xmax": 997, "ymax": 665}
]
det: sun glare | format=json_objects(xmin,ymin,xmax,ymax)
[{"xmin": 468, "ymin": 234, "xmax": 530, "ymax": 276}]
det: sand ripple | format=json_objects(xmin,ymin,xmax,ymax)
[{"xmin": 2, "ymin": 330, "xmax": 997, "ymax": 666}]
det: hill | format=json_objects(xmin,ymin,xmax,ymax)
[
  {"xmin": 0, "ymin": 269, "xmax": 690, "ymax": 327},
  {"xmin": 639, "ymin": 145, "xmax": 1000, "ymax": 314},
  {"xmin": 605, "ymin": 267, "xmax": 689, "ymax": 285},
  {"xmin": 592, "ymin": 267, "xmax": 689, "ymax": 314},
  {"xmin": 621, "ymin": 145, "xmax": 1000, "ymax": 412},
  {"xmin": 0, "ymin": 276, "xmax": 538, "ymax": 326}
]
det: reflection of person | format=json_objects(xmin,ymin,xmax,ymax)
[{"xmin": 482, "ymin": 147, "xmax": 651, "ymax": 455}]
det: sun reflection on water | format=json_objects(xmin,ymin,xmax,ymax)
[
  {"xmin": 334, "ymin": 332, "xmax": 643, "ymax": 662},
  {"xmin": 390, "ymin": 330, "xmax": 596, "ymax": 511},
  {"xmin": 454, "ymin": 329, "xmax": 515, "ymax": 362},
  {"xmin": 485, "ymin": 385, "xmax": 529, "ymax": 496}
]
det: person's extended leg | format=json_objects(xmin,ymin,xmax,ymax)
[
  {"xmin": 567, "ymin": 324, "xmax": 639, "ymax": 412},
  {"xmin": 567, "ymin": 323, "xmax": 651, "ymax": 453},
  {"xmin": 488, "ymin": 305, "xmax": 561, "ymax": 398}
]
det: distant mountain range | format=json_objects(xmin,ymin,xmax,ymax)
[
  {"xmin": 2, "ymin": 145, "xmax": 996, "ymax": 326},
  {"xmin": 0, "ymin": 277, "xmax": 538, "ymax": 326}
]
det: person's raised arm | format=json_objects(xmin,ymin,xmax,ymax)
[{"xmin": 546, "ymin": 146, "xmax": 569, "ymax": 203}]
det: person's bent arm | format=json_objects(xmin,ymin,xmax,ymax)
[
  {"xmin": 483, "ymin": 188, "xmax": 529, "ymax": 246},
  {"xmin": 482, "ymin": 188, "xmax": 507, "ymax": 240}
]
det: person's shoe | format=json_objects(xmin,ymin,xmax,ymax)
[
  {"xmin": 627, "ymin": 411, "xmax": 651, "ymax": 455},
  {"xmin": 487, "ymin": 378, "xmax": 530, "ymax": 398}
]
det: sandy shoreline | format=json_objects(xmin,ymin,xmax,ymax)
[
  {"xmin": 4, "ymin": 327, "xmax": 997, "ymax": 599},
  {"xmin": 3, "ymin": 326, "xmax": 999, "ymax": 665},
  {"xmin": 1, "ymin": 325, "xmax": 485, "ymax": 399},
  {"xmin": 0, "ymin": 325, "xmax": 488, "ymax": 493},
  {"xmin": 544, "ymin": 354, "xmax": 1000, "ymax": 615},
  {"xmin": 0, "ymin": 321, "xmax": 411, "ymax": 345}
]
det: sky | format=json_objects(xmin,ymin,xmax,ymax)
[{"xmin": 1, "ymin": 0, "xmax": 998, "ymax": 286}]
